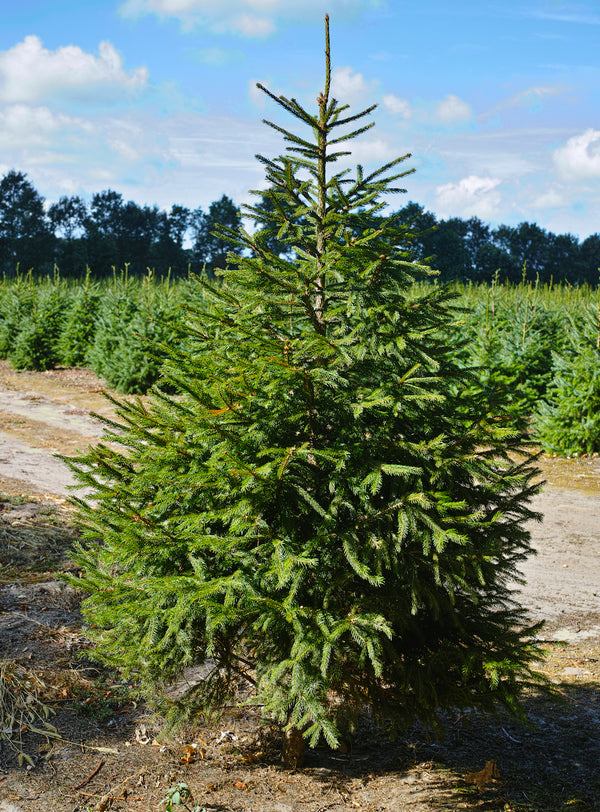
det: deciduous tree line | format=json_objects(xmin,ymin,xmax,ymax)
[
  {"xmin": 0, "ymin": 170, "xmax": 241, "ymax": 278},
  {"xmin": 0, "ymin": 168, "xmax": 598, "ymax": 283},
  {"xmin": 402, "ymin": 203, "xmax": 600, "ymax": 285}
]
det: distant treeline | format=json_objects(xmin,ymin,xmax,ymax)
[
  {"xmin": 0, "ymin": 170, "xmax": 240, "ymax": 279},
  {"xmin": 0, "ymin": 169, "xmax": 598, "ymax": 283}
]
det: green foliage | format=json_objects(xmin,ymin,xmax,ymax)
[
  {"xmin": 0, "ymin": 170, "xmax": 53, "ymax": 275},
  {"xmin": 86, "ymin": 270, "xmax": 139, "ymax": 385},
  {"xmin": 534, "ymin": 302, "xmax": 600, "ymax": 455},
  {"xmin": 0, "ymin": 269, "xmax": 598, "ymax": 453},
  {"xmin": 192, "ymin": 194, "xmax": 243, "ymax": 275},
  {"xmin": 0, "ymin": 272, "xmax": 37, "ymax": 358},
  {"xmin": 456, "ymin": 277, "xmax": 569, "ymax": 431},
  {"xmin": 58, "ymin": 270, "xmax": 101, "ymax": 366},
  {"xmin": 9, "ymin": 273, "xmax": 67, "ymax": 371},
  {"xmin": 159, "ymin": 782, "xmax": 204, "ymax": 812},
  {"xmin": 87, "ymin": 270, "xmax": 180, "ymax": 393},
  {"xmin": 67, "ymin": 21, "xmax": 547, "ymax": 752},
  {"xmin": 1, "ymin": 166, "xmax": 597, "ymax": 283},
  {"xmin": 112, "ymin": 274, "xmax": 183, "ymax": 394}
]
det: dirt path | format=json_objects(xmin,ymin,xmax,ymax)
[
  {"xmin": 0, "ymin": 361, "xmax": 125, "ymax": 498},
  {"xmin": 1, "ymin": 361, "xmax": 600, "ymax": 811}
]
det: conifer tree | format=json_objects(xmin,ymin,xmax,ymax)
[
  {"xmin": 68, "ymin": 17, "xmax": 545, "ymax": 758},
  {"xmin": 0, "ymin": 272, "xmax": 36, "ymax": 359},
  {"xmin": 534, "ymin": 303, "xmax": 600, "ymax": 455},
  {"xmin": 58, "ymin": 270, "xmax": 100, "ymax": 367},
  {"xmin": 9, "ymin": 274, "xmax": 67, "ymax": 371}
]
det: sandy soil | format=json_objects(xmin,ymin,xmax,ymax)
[
  {"xmin": 1, "ymin": 361, "xmax": 599, "ymax": 811},
  {"xmin": 0, "ymin": 362, "xmax": 127, "ymax": 498}
]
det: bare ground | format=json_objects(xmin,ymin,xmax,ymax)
[{"xmin": 0, "ymin": 361, "xmax": 599, "ymax": 812}]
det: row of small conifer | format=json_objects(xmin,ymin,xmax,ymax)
[{"xmin": 0, "ymin": 270, "xmax": 598, "ymax": 455}]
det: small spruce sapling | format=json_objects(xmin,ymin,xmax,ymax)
[
  {"xmin": 58, "ymin": 268, "xmax": 100, "ymax": 367},
  {"xmin": 9, "ymin": 274, "xmax": 67, "ymax": 371},
  {"xmin": 534, "ymin": 302, "xmax": 600, "ymax": 455},
  {"xmin": 68, "ymin": 16, "xmax": 546, "ymax": 759}
]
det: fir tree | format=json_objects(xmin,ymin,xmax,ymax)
[
  {"xmin": 534, "ymin": 302, "xmax": 600, "ymax": 455},
  {"xmin": 9, "ymin": 273, "xmax": 67, "ymax": 371},
  {"xmin": 68, "ymin": 17, "xmax": 545, "ymax": 761},
  {"xmin": 0, "ymin": 271, "xmax": 36, "ymax": 359},
  {"xmin": 58, "ymin": 269, "xmax": 100, "ymax": 367},
  {"xmin": 458, "ymin": 288, "xmax": 563, "ymax": 433},
  {"xmin": 88, "ymin": 270, "xmax": 181, "ymax": 394},
  {"xmin": 86, "ymin": 269, "xmax": 181, "ymax": 394}
]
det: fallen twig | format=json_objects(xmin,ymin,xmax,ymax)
[
  {"xmin": 501, "ymin": 726, "xmax": 521, "ymax": 744},
  {"xmin": 73, "ymin": 758, "xmax": 105, "ymax": 790}
]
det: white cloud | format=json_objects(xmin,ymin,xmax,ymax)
[
  {"xmin": 482, "ymin": 86, "xmax": 563, "ymax": 120},
  {"xmin": 428, "ymin": 126, "xmax": 569, "ymax": 184},
  {"xmin": 119, "ymin": 0, "xmax": 381, "ymax": 36},
  {"xmin": 435, "ymin": 94, "xmax": 472, "ymax": 124},
  {"xmin": 514, "ymin": 85, "xmax": 561, "ymax": 107},
  {"xmin": 231, "ymin": 13, "xmax": 275, "ymax": 36},
  {"xmin": 0, "ymin": 36, "xmax": 148, "ymax": 105},
  {"xmin": 343, "ymin": 137, "xmax": 397, "ymax": 165},
  {"xmin": 382, "ymin": 94, "xmax": 411, "ymax": 117},
  {"xmin": 532, "ymin": 187, "xmax": 566, "ymax": 209},
  {"xmin": 7, "ymin": 97, "xmax": 598, "ymax": 240},
  {"xmin": 0, "ymin": 104, "xmax": 175, "ymax": 204},
  {"xmin": 0, "ymin": 104, "xmax": 92, "ymax": 149},
  {"xmin": 106, "ymin": 137, "xmax": 144, "ymax": 163},
  {"xmin": 553, "ymin": 129, "xmax": 600, "ymax": 181},
  {"xmin": 88, "ymin": 167, "xmax": 117, "ymax": 184},
  {"xmin": 435, "ymin": 175, "xmax": 502, "ymax": 219},
  {"xmin": 101, "ymin": 117, "xmax": 174, "ymax": 167},
  {"xmin": 330, "ymin": 66, "xmax": 377, "ymax": 105}
]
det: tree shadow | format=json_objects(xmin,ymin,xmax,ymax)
[{"xmin": 294, "ymin": 682, "xmax": 600, "ymax": 811}]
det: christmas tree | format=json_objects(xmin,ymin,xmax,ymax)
[
  {"xmin": 534, "ymin": 302, "xmax": 600, "ymax": 455},
  {"xmin": 68, "ymin": 16, "xmax": 545, "ymax": 761}
]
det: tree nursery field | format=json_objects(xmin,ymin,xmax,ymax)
[
  {"xmin": 0, "ymin": 363, "xmax": 599, "ymax": 811},
  {"xmin": 1, "ymin": 272, "xmax": 600, "ymax": 455},
  {"xmin": 2, "ymin": 17, "xmax": 600, "ymax": 812}
]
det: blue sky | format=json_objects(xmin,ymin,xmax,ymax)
[{"xmin": 1, "ymin": 0, "xmax": 599, "ymax": 237}]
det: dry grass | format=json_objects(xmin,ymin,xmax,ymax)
[{"xmin": 0, "ymin": 659, "xmax": 61, "ymax": 765}]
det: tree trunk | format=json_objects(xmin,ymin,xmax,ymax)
[{"xmin": 282, "ymin": 725, "xmax": 306, "ymax": 768}]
